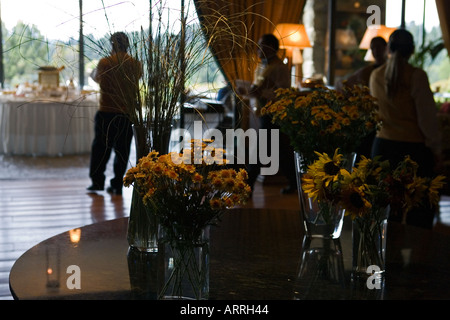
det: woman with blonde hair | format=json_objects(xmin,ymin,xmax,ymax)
[{"xmin": 369, "ymin": 29, "xmax": 441, "ymax": 228}]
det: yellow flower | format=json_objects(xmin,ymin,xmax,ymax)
[
  {"xmin": 301, "ymin": 149, "xmax": 448, "ymax": 223},
  {"xmin": 224, "ymin": 177, "xmax": 236, "ymax": 189},
  {"xmin": 307, "ymin": 149, "xmax": 345, "ymax": 188},
  {"xmin": 123, "ymin": 139, "xmax": 251, "ymax": 238},
  {"xmin": 260, "ymin": 85, "xmax": 380, "ymax": 170},
  {"xmin": 164, "ymin": 168, "xmax": 179, "ymax": 180},
  {"xmin": 428, "ymin": 175, "xmax": 446, "ymax": 206},
  {"xmin": 327, "ymin": 122, "xmax": 341, "ymax": 133},
  {"xmin": 192, "ymin": 172, "xmax": 203, "ymax": 183},
  {"xmin": 210, "ymin": 198, "xmax": 222, "ymax": 210},
  {"xmin": 235, "ymin": 180, "xmax": 248, "ymax": 191},
  {"xmin": 223, "ymin": 197, "xmax": 234, "ymax": 207},
  {"xmin": 341, "ymin": 184, "xmax": 372, "ymax": 219},
  {"xmin": 301, "ymin": 174, "xmax": 321, "ymax": 201},
  {"xmin": 220, "ymin": 169, "xmax": 232, "ymax": 179},
  {"xmin": 404, "ymin": 177, "xmax": 428, "ymax": 210},
  {"xmin": 152, "ymin": 163, "xmax": 164, "ymax": 174},
  {"xmin": 211, "ymin": 177, "xmax": 223, "ymax": 188},
  {"xmin": 311, "ymin": 106, "xmax": 322, "ymax": 116}
]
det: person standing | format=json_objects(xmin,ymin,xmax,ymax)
[
  {"xmin": 87, "ymin": 32, "xmax": 142, "ymax": 195},
  {"xmin": 370, "ymin": 29, "xmax": 441, "ymax": 228},
  {"xmin": 337, "ymin": 36, "xmax": 388, "ymax": 161},
  {"xmin": 245, "ymin": 33, "xmax": 297, "ymax": 194},
  {"xmin": 338, "ymin": 36, "xmax": 387, "ymax": 89}
]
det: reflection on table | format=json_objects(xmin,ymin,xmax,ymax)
[
  {"xmin": 0, "ymin": 95, "xmax": 98, "ymax": 156},
  {"xmin": 8, "ymin": 208, "xmax": 450, "ymax": 300}
]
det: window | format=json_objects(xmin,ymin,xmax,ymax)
[
  {"xmin": 1, "ymin": 0, "xmax": 79, "ymax": 88},
  {"xmin": 386, "ymin": 0, "xmax": 449, "ymax": 93},
  {"xmin": 0, "ymin": 0, "xmax": 225, "ymax": 96}
]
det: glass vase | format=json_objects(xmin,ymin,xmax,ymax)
[
  {"xmin": 158, "ymin": 226, "xmax": 210, "ymax": 300},
  {"xmin": 293, "ymin": 236, "xmax": 346, "ymax": 300},
  {"xmin": 127, "ymin": 247, "xmax": 159, "ymax": 299},
  {"xmin": 352, "ymin": 205, "xmax": 390, "ymax": 277},
  {"xmin": 127, "ymin": 188, "xmax": 160, "ymax": 253},
  {"xmin": 127, "ymin": 124, "xmax": 171, "ymax": 253},
  {"xmin": 295, "ymin": 151, "xmax": 356, "ymax": 239}
]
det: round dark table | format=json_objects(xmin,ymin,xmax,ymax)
[{"xmin": 9, "ymin": 208, "xmax": 450, "ymax": 300}]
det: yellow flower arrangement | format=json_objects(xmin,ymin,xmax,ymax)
[
  {"xmin": 302, "ymin": 149, "xmax": 446, "ymax": 221},
  {"xmin": 261, "ymin": 85, "xmax": 380, "ymax": 170},
  {"xmin": 124, "ymin": 140, "xmax": 251, "ymax": 242}
]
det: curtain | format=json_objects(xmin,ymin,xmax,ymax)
[
  {"xmin": 194, "ymin": 0, "xmax": 305, "ymax": 85},
  {"xmin": 436, "ymin": 0, "xmax": 450, "ymax": 55}
]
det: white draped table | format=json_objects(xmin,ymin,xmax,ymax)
[{"xmin": 0, "ymin": 96, "xmax": 98, "ymax": 156}]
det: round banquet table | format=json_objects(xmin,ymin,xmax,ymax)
[
  {"xmin": 8, "ymin": 208, "xmax": 450, "ymax": 300},
  {"xmin": 0, "ymin": 96, "xmax": 98, "ymax": 156}
]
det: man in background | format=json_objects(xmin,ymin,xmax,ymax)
[
  {"xmin": 244, "ymin": 33, "xmax": 297, "ymax": 194},
  {"xmin": 87, "ymin": 32, "xmax": 142, "ymax": 196},
  {"xmin": 337, "ymin": 36, "xmax": 387, "ymax": 160}
]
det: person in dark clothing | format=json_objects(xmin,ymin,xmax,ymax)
[
  {"xmin": 337, "ymin": 36, "xmax": 388, "ymax": 161},
  {"xmin": 87, "ymin": 32, "xmax": 142, "ymax": 195},
  {"xmin": 243, "ymin": 33, "xmax": 297, "ymax": 194}
]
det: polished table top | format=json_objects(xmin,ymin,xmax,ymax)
[{"xmin": 9, "ymin": 208, "xmax": 450, "ymax": 300}]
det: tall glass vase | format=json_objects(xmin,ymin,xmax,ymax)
[
  {"xmin": 293, "ymin": 236, "xmax": 346, "ymax": 299},
  {"xmin": 127, "ymin": 247, "xmax": 159, "ymax": 299},
  {"xmin": 127, "ymin": 124, "xmax": 172, "ymax": 253},
  {"xmin": 127, "ymin": 188, "xmax": 160, "ymax": 252},
  {"xmin": 295, "ymin": 151, "xmax": 356, "ymax": 239},
  {"xmin": 352, "ymin": 205, "xmax": 390, "ymax": 277},
  {"xmin": 158, "ymin": 226, "xmax": 210, "ymax": 300}
]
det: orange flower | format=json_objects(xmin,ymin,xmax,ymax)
[
  {"xmin": 210, "ymin": 198, "xmax": 222, "ymax": 210},
  {"xmin": 192, "ymin": 173, "xmax": 203, "ymax": 183},
  {"xmin": 123, "ymin": 140, "xmax": 251, "ymax": 235}
]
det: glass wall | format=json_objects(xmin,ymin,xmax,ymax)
[
  {"xmin": 0, "ymin": 0, "xmax": 225, "ymax": 95},
  {"xmin": 386, "ymin": 0, "xmax": 449, "ymax": 93},
  {"xmin": 1, "ymin": 0, "xmax": 80, "ymax": 88}
]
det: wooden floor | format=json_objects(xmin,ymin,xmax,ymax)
[{"xmin": 1, "ymin": 155, "xmax": 450, "ymax": 300}]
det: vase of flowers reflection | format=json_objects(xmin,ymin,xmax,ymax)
[
  {"xmin": 261, "ymin": 85, "xmax": 379, "ymax": 238},
  {"xmin": 124, "ymin": 139, "xmax": 251, "ymax": 300},
  {"xmin": 305, "ymin": 149, "xmax": 446, "ymax": 277}
]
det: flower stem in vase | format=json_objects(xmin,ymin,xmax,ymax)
[
  {"xmin": 352, "ymin": 206, "xmax": 389, "ymax": 277},
  {"xmin": 158, "ymin": 229, "xmax": 210, "ymax": 300},
  {"xmin": 127, "ymin": 188, "xmax": 159, "ymax": 253}
]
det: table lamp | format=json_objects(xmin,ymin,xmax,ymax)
[
  {"xmin": 359, "ymin": 25, "xmax": 396, "ymax": 61},
  {"xmin": 273, "ymin": 23, "xmax": 311, "ymax": 86}
]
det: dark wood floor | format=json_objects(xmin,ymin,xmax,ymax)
[{"xmin": 1, "ymin": 156, "xmax": 449, "ymax": 300}]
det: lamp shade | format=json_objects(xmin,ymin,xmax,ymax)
[
  {"xmin": 359, "ymin": 25, "xmax": 396, "ymax": 49},
  {"xmin": 273, "ymin": 23, "xmax": 311, "ymax": 49}
]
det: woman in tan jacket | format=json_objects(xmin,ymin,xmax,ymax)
[{"xmin": 369, "ymin": 29, "xmax": 441, "ymax": 228}]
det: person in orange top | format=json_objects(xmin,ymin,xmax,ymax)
[{"xmin": 87, "ymin": 32, "xmax": 142, "ymax": 195}]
